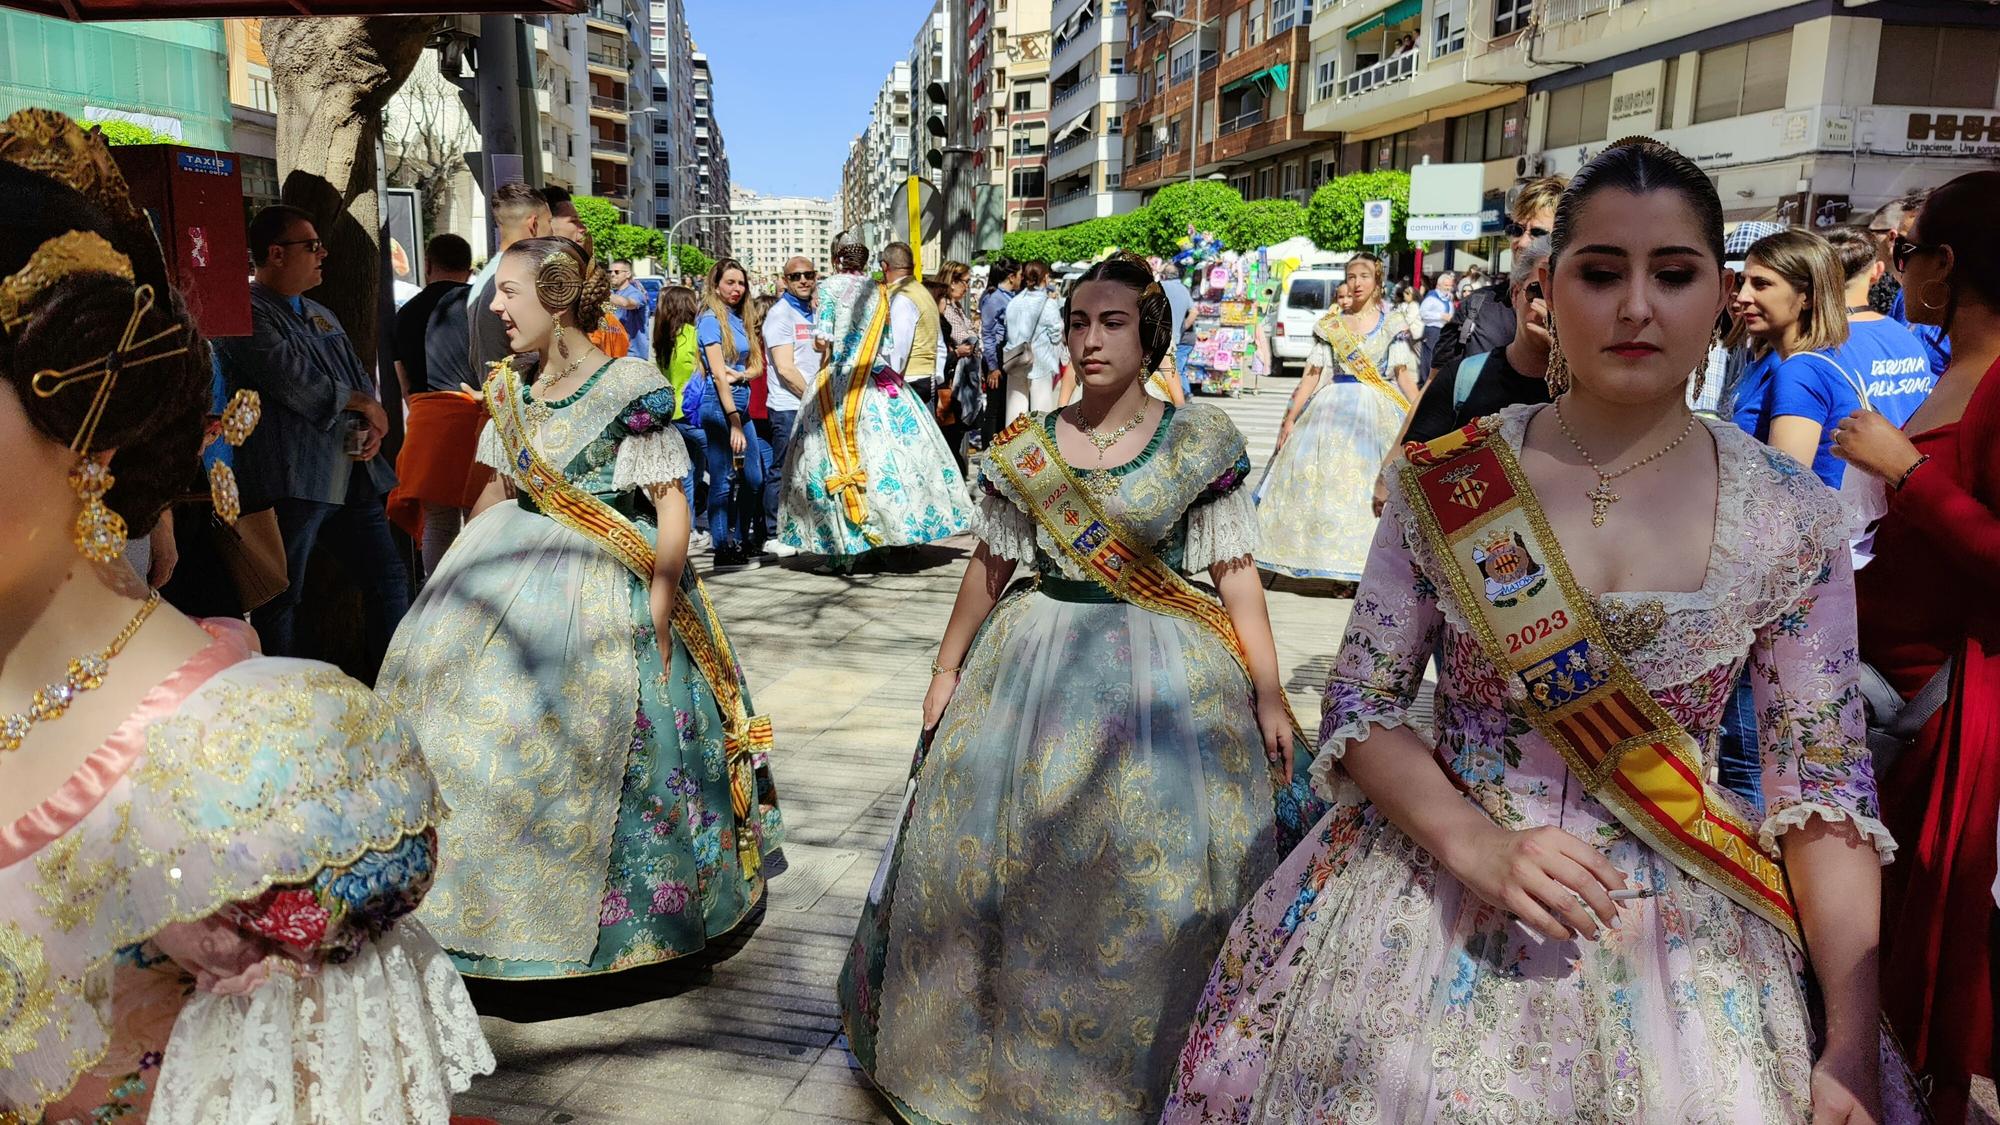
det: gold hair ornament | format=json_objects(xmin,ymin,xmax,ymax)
[
  {"xmin": 29, "ymin": 285, "xmax": 192, "ymax": 562},
  {"xmin": 0, "ymin": 230, "xmax": 133, "ymax": 333},
  {"xmin": 0, "ymin": 109, "xmax": 144, "ymax": 225}
]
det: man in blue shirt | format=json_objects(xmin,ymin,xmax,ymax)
[
  {"xmin": 608, "ymin": 258, "xmax": 650, "ymax": 361},
  {"xmin": 217, "ymin": 205, "xmax": 408, "ymax": 669},
  {"xmin": 1825, "ymin": 226, "xmax": 1935, "ymax": 427},
  {"xmin": 977, "ymin": 258, "xmax": 1020, "ymax": 449}
]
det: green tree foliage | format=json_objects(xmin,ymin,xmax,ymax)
[
  {"xmin": 603, "ymin": 223, "xmax": 666, "ymax": 263},
  {"xmin": 666, "ymin": 244, "xmax": 714, "ymax": 280},
  {"xmin": 999, "ymin": 212, "xmax": 1139, "ymax": 265},
  {"xmin": 1306, "ymin": 170, "xmax": 1417, "ymax": 254},
  {"xmin": 1224, "ymin": 198, "xmax": 1306, "ymax": 251},
  {"xmin": 1128, "ymin": 180, "xmax": 1244, "ymax": 256},
  {"xmin": 571, "ymin": 195, "xmax": 623, "ymax": 256},
  {"xmin": 93, "ymin": 119, "xmax": 178, "ymax": 146}
]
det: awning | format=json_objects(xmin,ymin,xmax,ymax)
[
  {"xmin": 1052, "ymin": 109, "xmax": 1093, "ymax": 145},
  {"xmin": 1221, "ymin": 63, "xmax": 1291, "ymax": 94},
  {"xmin": 4, "ymin": 0, "xmax": 579, "ymax": 17},
  {"xmin": 1347, "ymin": 0, "xmax": 1423, "ymax": 39}
]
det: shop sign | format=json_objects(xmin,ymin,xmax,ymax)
[{"xmin": 1406, "ymin": 215, "xmax": 1482, "ymax": 240}]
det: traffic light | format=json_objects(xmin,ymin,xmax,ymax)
[{"xmin": 925, "ymin": 80, "xmax": 949, "ymax": 173}]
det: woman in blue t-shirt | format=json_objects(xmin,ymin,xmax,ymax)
[
  {"xmin": 1729, "ymin": 228, "xmax": 1858, "ymax": 487},
  {"xmin": 696, "ymin": 258, "xmax": 767, "ymax": 567}
]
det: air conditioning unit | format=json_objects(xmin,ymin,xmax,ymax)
[{"xmin": 1514, "ymin": 153, "xmax": 1548, "ymax": 177}]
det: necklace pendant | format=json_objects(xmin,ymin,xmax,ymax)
[
  {"xmin": 1587, "ymin": 480, "xmax": 1619, "ymax": 528},
  {"xmin": 1084, "ymin": 468, "xmax": 1118, "ymax": 496}
]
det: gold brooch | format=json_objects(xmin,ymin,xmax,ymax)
[{"xmin": 1599, "ymin": 598, "xmax": 1668, "ymax": 652}]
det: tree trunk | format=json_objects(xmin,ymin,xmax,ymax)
[{"xmin": 261, "ymin": 16, "xmax": 430, "ymax": 363}]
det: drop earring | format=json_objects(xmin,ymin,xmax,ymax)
[
  {"xmin": 1689, "ymin": 326, "xmax": 1721, "ymax": 403},
  {"xmin": 1544, "ymin": 315, "xmax": 1572, "ymax": 396}
]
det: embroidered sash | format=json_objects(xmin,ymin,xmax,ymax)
[
  {"xmin": 818, "ymin": 286, "xmax": 892, "ymax": 544},
  {"xmin": 985, "ymin": 414, "xmax": 1308, "ymax": 759},
  {"xmin": 486, "ymin": 361, "xmax": 773, "ymax": 820},
  {"xmin": 1398, "ymin": 418, "xmax": 1801, "ymax": 946},
  {"xmin": 1315, "ymin": 311, "xmax": 1411, "ymax": 412}
]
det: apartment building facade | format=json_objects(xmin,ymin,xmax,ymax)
[
  {"xmin": 730, "ymin": 185, "xmax": 841, "ymax": 278},
  {"xmin": 689, "ymin": 48, "xmax": 732, "ymax": 257},
  {"xmin": 843, "ymin": 60, "xmax": 915, "ymax": 249},
  {"xmin": 1122, "ymin": 0, "xmax": 1323, "ymax": 206},
  {"xmin": 650, "ymin": 0, "xmax": 697, "ymax": 231},
  {"xmin": 1047, "ymin": 0, "xmax": 1144, "ymax": 226},
  {"xmin": 1489, "ymin": 0, "xmax": 2000, "ymax": 225},
  {"xmin": 533, "ymin": 15, "xmax": 590, "ymax": 194},
  {"xmin": 1000, "ymin": 0, "xmax": 1054, "ymax": 230}
]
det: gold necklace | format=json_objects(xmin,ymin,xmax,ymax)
[
  {"xmin": 1069, "ymin": 398, "xmax": 1151, "ymax": 495},
  {"xmin": 1, "ymin": 590, "xmax": 160, "ymax": 753},
  {"xmin": 1553, "ymin": 400, "xmax": 1697, "ymax": 528}
]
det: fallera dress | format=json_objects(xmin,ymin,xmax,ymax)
[
  {"xmin": 1, "ymin": 619, "xmax": 491, "ymax": 1124},
  {"xmin": 1252, "ymin": 306, "xmax": 1417, "ymax": 581},
  {"xmin": 839, "ymin": 404, "xmax": 1324, "ymax": 1125},
  {"xmin": 377, "ymin": 357, "xmax": 783, "ymax": 980},
  {"xmin": 777, "ymin": 271, "xmax": 973, "ymax": 556},
  {"xmin": 1167, "ymin": 407, "xmax": 1926, "ymax": 1124}
]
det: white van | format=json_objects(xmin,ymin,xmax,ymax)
[{"xmin": 1272, "ymin": 266, "xmax": 1345, "ymax": 376}]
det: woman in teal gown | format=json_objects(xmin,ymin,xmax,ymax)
[
  {"xmin": 837, "ymin": 253, "xmax": 1321, "ymax": 1124},
  {"xmin": 378, "ymin": 237, "xmax": 782, "ymax": 980}
]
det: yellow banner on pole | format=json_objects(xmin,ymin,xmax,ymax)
[{"xmin": 907, "ymin": 174, "xmax": 923, "ymax": 284}]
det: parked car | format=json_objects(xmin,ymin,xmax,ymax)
[{"xmin": 1272, "ymin": 266, "xmax": 1346, "ymax": 377}]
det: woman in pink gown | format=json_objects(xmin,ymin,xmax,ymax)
[
  {"xmin": 0, "ymin": 110, "xmax": 489, "ymax": 1123},
  {"xmin": 1167, "ymin": 139, "xmax": 1924, "ymax": 1123}
]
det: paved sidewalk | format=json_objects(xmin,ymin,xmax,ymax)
[{"xmin": 451, "ymin": 386, "xmax": 1365, "ymax": 1124}]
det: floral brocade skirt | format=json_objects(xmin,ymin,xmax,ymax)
[
  {"xmin": 777, "ymin": 370, "xmax": 972, "ymax": 556},
  {"xmin": 839, "ymin": 586, "xmax": 1321, "ymax": 1125},
  {"xmin": 1252, "ymin": 380, "xmax": 1404, "ymax": 581}
]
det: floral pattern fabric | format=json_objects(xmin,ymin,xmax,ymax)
[
  {"xmin": 838, "ymin": 406, "xmax": 1322, "ymax": 1125},
  {"xmin": 1166, "ymin": 407, "xmax": 1922, "ymax": 1124},
  {"xmin": 776, "ymin": 271, "xmax": 973, "ymax": 556},
  {"xmin": 1252, "ymin": 309, "xmax": 1417, "ymax": 581},
  {"xmin": 383, "ymin": 358, "xmax": 783, "ymax": 979}
]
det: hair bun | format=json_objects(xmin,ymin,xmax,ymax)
[{"xmin": 575, "ymin": 257, "xmax": 614, "ymax": 327}]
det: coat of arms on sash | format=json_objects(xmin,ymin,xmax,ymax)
[{"xmin": 1473, "ymin": 529, "xmax": 1547, "ymax": 607}]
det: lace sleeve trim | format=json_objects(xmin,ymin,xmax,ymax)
[
  {"xmin": 473, "ymin": 421, "xmax": 506, "ymax": 474},
  {"xmin": 1310, "ymin": 711, "xmax": 1431, "ymax": 804},
  {"xmin": 972, "ymin": 490, "xmax": 1037, "ymax": 564},
  {"xmin": 1758, "ymin": 801, "xmax": 1897, "ymax": 865},
  {"xmin": 1183, "ymin": 486, "xmax": 1259, "ymax": 572},
  {"xmin": 611, "ymin": 429, "xmax": 692, "ymax": 491}
]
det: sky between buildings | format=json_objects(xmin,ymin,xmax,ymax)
[{"xmin": 689, "ymin": 0, "xmax": 938, "ymax": 200}]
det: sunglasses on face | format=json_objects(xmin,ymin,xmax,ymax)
[
  {"xmin": 1892, "ymin": 234, "xmax": 1936, "ymax": 271},
  {"xmin": 1504, "ymin": 222, "xmax": 1551, "ymax": 240},
  {"xmin": 273, "ymin": 238, "xmax": 325, "ymax": 254},
  {"xmin": 786, "ymin": 271, "xmax": 818, "ymax": 281}
]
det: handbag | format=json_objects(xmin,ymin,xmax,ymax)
[
  {"xmin": 209, "ymin": 506, "xmax": 289, "ymax": 612},
  {"xmin": 1859, "ymin": 657, "xmax": 1953, "ymax": 777},
  {"xmin": 1001, "ymin": 291, "xmax": 1051, "ymax": 382}
]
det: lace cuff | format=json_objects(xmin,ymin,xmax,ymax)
[
  {"xmin": 972, "ymin": 490, "xmax": 1037, "ymax": 564},
  {"xmin": 1183, "ymin": 486, "xmax": 1259, "ymax": 571},
  {"xmin": 1309, "ymin": 708, "xmax": 1432, "ymax": 805},
  {"xmin": 1758, "ymin": 801, "xmax": 1897, "ymax": 865},
  {"xmin": 612, "ymin": 429, "xmax": 692, "ymax": 491},
  {"xmin": 473, "ymin": 421, "xmax": 505, "ymax": 472},
  {"xmin": 151, "ymin": 921, "xmax": 493, "ymax": 1124}
]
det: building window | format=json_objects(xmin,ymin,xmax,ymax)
[
  {"xmin": 1658, "ymin": 55, "xmax": 1681, "ymax": 128},
  {"xmin": 1110, "ymin": 54, "xmax": 1125, "ymax": 74},
  {"xmin": 1432, "ymin": 0, "xmax": 1465, "ymax": 56},
  {"xmin": 1449, "ymin": 103, "xmax": 1522, "ymax": 162},
  {"xmin": 1271, "ymin": 0, "xmax": 1304, "ymax": 33},
  {"xmin": 1314, "ymin": 49, "xmax": 1338, "ymax": 103},
  {"xmin": 1106, "ymin": 171, "xmax": 1122, "ymax": 189},
  {"xmin": 1011, "ymin": 167, "xmax": 1044, "ymax": 197},
  {"xmin": 1247, "ymin": 11, "xmax": 1262, "ymax": 45},
  {"xmin": 1362, "ymin": 127, "xmax": 1416, "ymax": 171},
  {"xmin": 1282, "ymin": 162, "xmax": 1300, "ymax": 196},
  {"xmin": 1225, "ymin": 12, "xmax": 1241, "ymax": 55},
  {"xmin": 1874, "ymin": 24, "xmax": 2000, "ymax": 109},
  {"xmin": 1693, "ymin": 29, "xmax": 1791, "ymax": 124},
  {"xmin": 1014, "ymin": 89, "xmax": 1032, "ymax": 111},
  {"xmin": 248, "ymin": 73, "xmax": 276, "ymax": 114},
  {"xmin": 1544, "ymin": 76, "xmax": 1612, "ymax": 148},
  {"xmin": 1493, "ymin": 0, "xmax": 1530, "ymax": 37}
]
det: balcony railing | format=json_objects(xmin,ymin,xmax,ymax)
[
  {"xmin": 1543, "ymin": 0, "xmax": 1618, "ymax": 25},
  {"xmin": 1053, "ymin": 81, "xmax": 1088, "ymax": 106},
  {"xmin": 590, "ymin": 135, "xmax": 628, "ymax": 155},
  {"xmin": 587, "ymin": 49, "xmax": 625, "ymax": 69},
  {"xmin": 1340, "ymin": 50, "xmax": 1417, "ymax": 99},
  {"xmin": 590, "ymin": 94, "xmax": 625, "ymax": 111},
  {"xmin": 1051, "ymin": 131, "xmax": 1092, "ymax": 157},
  {"xmin": 1218, "ymin": 105, "xmax": 1264, "ymax": 135},
  {"xmin": 1051, "ymin": 184, "xmax": 1094, "ymax": 206}
]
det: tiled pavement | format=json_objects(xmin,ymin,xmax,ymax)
[{"xmin": 450, "ymin": 382, "xmax": 1361, "ymax": 1124}]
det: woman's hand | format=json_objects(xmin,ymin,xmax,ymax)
[
  {"xmin": 1831, "ymin": 410, "xmax": 1922, "ymax": 484},
  {"xmin": 1808, "ymin": 1044, "xmax": 1881, "ymax": 1124},
  {"xmin": 1255, "ymin": 691, "xmax": 1294, "ymax": 785},
  {"xmin": 1445, "ymin": 824, "xmax": 1629, "ymax": 941},
  {"xmin": 1276, "ymin": 416, "xmax": 1295, "ymax": 449},
  {"xmin": 728, "ymin": 420, "xmax": 747, "ymax": 455},
  {"xmin": 922, "ymin": 670, "xmax": 958, "ymax": 730}
]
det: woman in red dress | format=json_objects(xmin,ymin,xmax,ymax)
[{"xmin": 1837, "ymin": 168, "xmax": 2000, "ymax": 1124}]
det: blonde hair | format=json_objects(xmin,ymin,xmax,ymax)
[
  {"xmin": 701, "ymin": 257, "xmax": 764, "ymax": 372},
  {"xmin": 1512, "ymin": 175, "xmax": 1568, "ymax": 223},
  {"xmin": 1745, "ymin": 229, "xmax": 1850, "ymax": 355}
]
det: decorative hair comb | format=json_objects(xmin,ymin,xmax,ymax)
[
  {"xmin": 0, "ymin": 109, "xmax": 144, "ymax": 225},
  {"xmin": 0, "ymin": 230, "xmax": 133, "ymax": 333}
]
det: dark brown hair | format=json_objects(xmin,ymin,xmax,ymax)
[
  {"xmin": 1021, "ymin": 261, "xmax": 1051, "ymax": 289},
  {"xmin": 503, "ymin": 236, "xmax": 613, "ymax": 329},
  {"xmin": 1064, "ymin": 251, "xmax": 1174, "ymax": 375},
  {"xmin": 652, "ymin": 284, "xmax": 701, "ymax": 369},
  {"xmin": 1913, "ymin": 170, "xmax": 2000, "ymax": 325},
  {"xmin": 1822, "ymin": 226, "xmax": 1879, "ymax": 283},
  {"xmin": 1, "ymin": 160, "xmax": 208, "ymax": 535},
  {"xmin": 1551, "ymin": 136, "xmax": 1725, "ymax": 268},
  {"xmin": 833, "ymin": 240, "xmax": 869, "ymax": 273}
]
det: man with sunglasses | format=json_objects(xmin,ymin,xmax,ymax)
[
  {"xmin": 1427, "ymin": 175, "xmax": 1566, "ymax": 383},
  {"xmin": 219, "ymin": 204, "xmax": 407, "ymax": 670},
  {"xmin": 760, "ymin": 256, "xmax": 820, "ymax": 556}
]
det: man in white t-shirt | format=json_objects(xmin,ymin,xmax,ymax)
[
  {"xmin": 760, "ymin": 255, "xmax": 820, "ymax": 556},
  {"xmin": 1417, "ymin": 271, "xmax": 1455, "ymax": 377}
]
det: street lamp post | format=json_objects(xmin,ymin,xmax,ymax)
[
  {"xmin": 666, "ymin": 211, "xmax": 731, "ymax": 285},
  {"xmin": 1153, "ymin": 0, "xmax": 1216, "ymax": 189}
]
